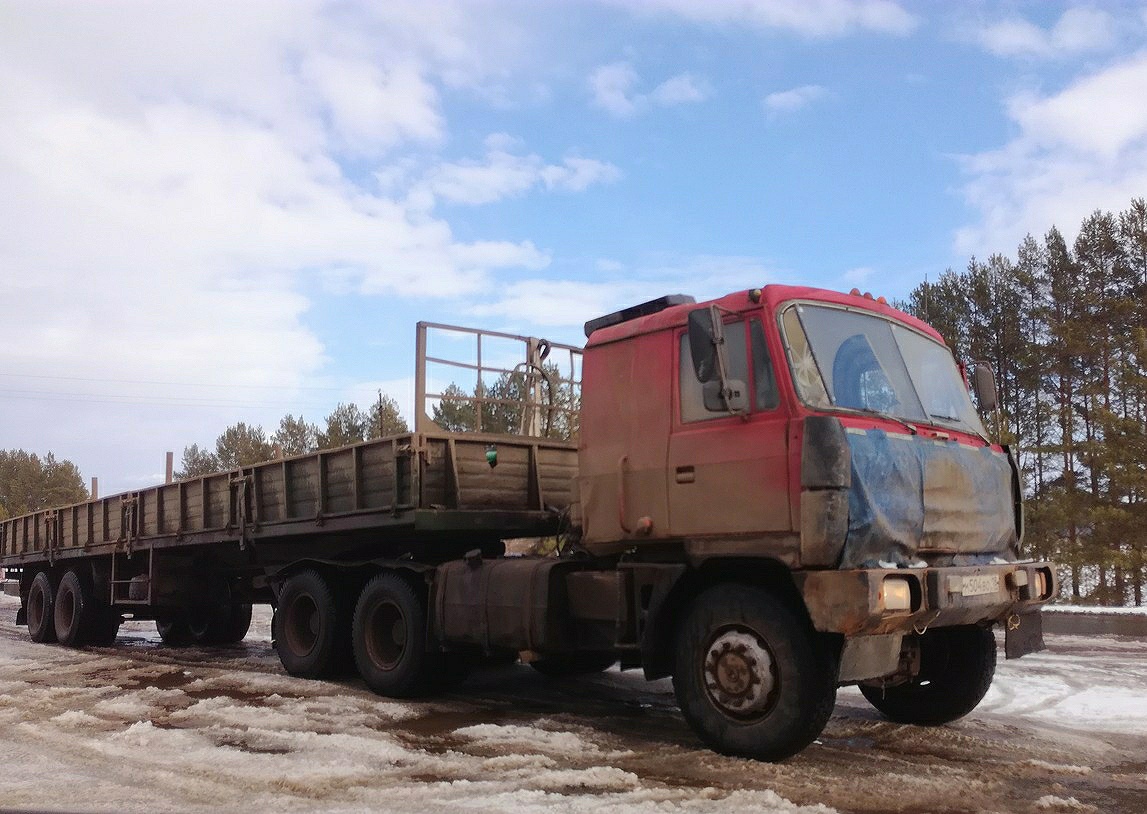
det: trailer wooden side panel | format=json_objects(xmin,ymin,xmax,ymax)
[{"xmin": 0, "ymin": 432, "xmax": 578, "ymax": 567}]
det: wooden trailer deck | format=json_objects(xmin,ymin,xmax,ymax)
[{"xmin": 0, "ymin": 432, "xmax": 578, "ymax": 569}]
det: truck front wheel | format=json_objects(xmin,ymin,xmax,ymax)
[
  {"xmin": 673, "ymin": 585, "xmax": 837, "ymax": 762},
  {"xmin": 353, "ymin": 572, "xmax": 434, "ymax": 698},
  {"xmin": 859, "ymin": 626, "xmax": 996, "ymax": 725}
]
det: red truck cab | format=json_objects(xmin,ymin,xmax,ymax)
[{"xmin": 576, "ymin": 285, "xmax": 1055, "ymax": 758}]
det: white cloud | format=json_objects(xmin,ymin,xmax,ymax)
[
  {"xmin": 843, "ymin": 267, "xmax": 875, "ymax": 285},
  {"xmin": 589, "ymin": 62, "xmax": 709, "ymax": 118},
  {"xmin": 589, "ymin": 62, "xmax": 641, "ymax": 117},
  {"xmin": 764, "ymin": 84, "xmax": 829, "ymax": 114},
  {"xmin": 300, "ymin": 56, "xmax": 444, "ymax": 154},
  {"xmin": 0, "ymin": 1, "xmax": 607, "ymax": 492},
  {"xmin": 955, "ymin": 51, "xmax": 1147, "ymax": 255},
  {"xmin": 977, "ymin": 7, "xmax": 1115, "ymax": 59},
  {"xmin": 650, "ymin": 73, "xmax": 709, "ymax": 106},
  {"xmin": 602, "ymin": 0, "xmax": 918, "ymax": 38},
  {"xmin": 419, "ymin": 136, "xmax": 622, "ymax": 206},
  {"xmin": 470, "ymin": 255, "xmax": 778, "ymax": 331}
]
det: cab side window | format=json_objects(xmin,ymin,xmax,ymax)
[
  {"xmin": 679, "ymin": 321, "xmax": 749, "ymax": 422},
  {"xmin": 751, "ymin": 319, "xmax": 779, "ymax": 410},
  {"xmin": 679, "ymin": 319, "xmax": 781, "ymax": 422}
]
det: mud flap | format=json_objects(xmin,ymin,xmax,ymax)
[
  {"xmin": 1004, "ymin": 610, "xmax": 1045, "ymax": 659},
  {"xmin": 15, "ymin": 605, "xmax": 27, "ymax": 626}
]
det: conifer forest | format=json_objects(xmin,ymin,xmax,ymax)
[{"xmin": 900, "ymin": 198, "xmax": 1147, "ymax": 606}]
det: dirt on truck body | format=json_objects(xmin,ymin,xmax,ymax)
[{"xmin": 1, "ymin": 284, "xmax": 1056, "ymax": 761}]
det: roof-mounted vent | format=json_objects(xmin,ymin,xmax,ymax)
[{"xmin": 584, "ymin": 294, "xmax": 696, "ymax": 338}]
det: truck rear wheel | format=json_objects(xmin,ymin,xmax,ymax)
[
  {"xmin": 673, "ymin": 585, "xmax": 837, "ymax": 762},
  {"xmin": 352, "ymin": 572, "xmax": 434, "ymax": 698},
  {"xmin": 859, "ymin": 626, "xmax": 996, "ymax": 725},
  {"xmin": 276, "ymin": 570, "xmax": 351, "ymax": 678},
  {"xmin": 27, "ymin": 571, "xmax": 57, "ymax": 643}
]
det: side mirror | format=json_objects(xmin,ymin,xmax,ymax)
[
  {"xmin": 687, "ymin": 307, "xmax": 722, "ymax": 383},
  {"xmin": 971, "ymin": 363, "xmax": 998, "ymax": 412}
]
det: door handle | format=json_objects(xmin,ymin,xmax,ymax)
[{"xmin": 675, "ymin": 465, "xmax": 695, "ymax": 484}]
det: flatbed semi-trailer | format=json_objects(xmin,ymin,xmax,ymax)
[
  {"xmin": 0, "ymin": 431, "xmax": 576, "ymax": 566},
  {"xmin": 1, "ymin": 286, "xmax": 1057, "ymax": 761}
]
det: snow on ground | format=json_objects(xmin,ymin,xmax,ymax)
[
  {"xmin": 0, "ymin": 597, "xmax": 831, "ymax": 814},
  {"xmin": 977, "ymin": 633, "xmax": 1147, "ymax": 736},
  {"xmin": 1044, "ymin": 605, "xmax": 1147, "ymax": 615},
  {"xmin": 1, "ymin": 594, "xmax": 1146, "ymax": 813}
]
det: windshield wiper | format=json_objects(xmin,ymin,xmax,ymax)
[
  {"xmin": 927, "ymin": 413, "xmax": 992, "ymax": 445},
  {"xmin": 842, "ymin": 407, "xmax": 918, "ymax": 436}
]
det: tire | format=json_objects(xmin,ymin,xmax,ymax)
[
  {"xmin": 673, "ymin": 585, "xmax": 837, "ymax": 762},
  {"xmin": 54, "ymin": 569, "xmax": 109, "ymax": 648},
  {"xmin": 156, "ymin": 602, "xmax": 252, "ymax": 646},
  {"xmin": 89, "ymin": 609, "xmax": 122, "ymax": 646},
  {"xmin": 275, "ymin": 570, "xmax": 351, "ymax": 678},
  {"xmin": 214, "ymin": 602, "xmax": 253, "ymax": 644},
  {"xmin": 860, "ymin": 626, "xmax": 996, "ymax": 725},
  {"xmin": 27, "ymin": 571, "xmax": 57, "ymax": 643},
  {"xmin": 156, "ymin": 616, "xmax": 193, "ymax": 646},
  {"xmin": 530, "ymin": 652, "xmax": 617, "ymax": 677},
  {"xmin": 352, "ymin": 572, "xmax": 435, "ymax": 698}
]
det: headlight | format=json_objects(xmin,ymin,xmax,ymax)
[{"xmin": 882, "ymin": 576, "xmax": 913, "ymax": 612}]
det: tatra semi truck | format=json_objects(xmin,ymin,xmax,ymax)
[{"xmin": 1, "ymin": 285, "xmax": 1055, "ymax": 760}]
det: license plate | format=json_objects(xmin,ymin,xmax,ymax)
[{"xmin": 961, "ymin": 574, "xmax": 1000, "ymax": 597}]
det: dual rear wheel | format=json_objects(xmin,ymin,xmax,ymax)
[
  {"xmin": 274, "ymin": 569, "xmax": 470, "ymax": 696},
  {"xmin": 25, "ymin": 569, "xmax": 121, "ymax": 648}
]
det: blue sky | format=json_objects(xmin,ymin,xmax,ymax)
[{"xmin": 3, "ymin": 0, "xmax": 1147, "ymax": 494}]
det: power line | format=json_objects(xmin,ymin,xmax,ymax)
[
  {"xmin": 0, "ymin": 371, "xmax": 348, "ymax": 392},
  {"xmin": 0, "ymin": 390, "xmax": 338, "ymax": 410}
]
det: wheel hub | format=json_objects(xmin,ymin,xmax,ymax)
[{"xmin": 703, "ymin": 629, "xmax": 775, "ymax": 717}]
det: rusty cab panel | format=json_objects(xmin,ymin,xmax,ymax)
[{"xmin": 578, "ymin": 290, "xmax": 802, "ymax": 561}]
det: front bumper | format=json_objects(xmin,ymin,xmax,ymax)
[
  {"xmin": 797, "ymin": 561, "xmax": 1057, "ymax": 637},
  {"xmin": 797, "ymin": 561, "xmax": 1056, "ymax": 682}
]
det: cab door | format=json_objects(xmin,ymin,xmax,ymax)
[{"xmin": 666, "ymin": 318, "xmax": 791, "ymax": 536}]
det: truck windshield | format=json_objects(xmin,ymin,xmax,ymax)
[{"xmin": 781, "ymin": 303, "xmax": 987, "ymax": 435}]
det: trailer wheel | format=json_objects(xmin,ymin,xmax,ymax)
[
  {"xmin": 54, "ymin": 570, "xmax": 107, "ymax": 648},
  {"xmin": 89, "ymin": 609, "xmax": 122, "ymax": 646},
  {"xmin": 530, "ymin": 652, "xmax": 617, "ymax": 677},
  {"xmin": 859, "ymin": 626, "xmax": 996, "ymax": 725},
  {"xmin": 353, "ymin": 572, "xmax": 434, "ymax": 698},
  {"xmin": 155, "ymin": 616, "xmax": 193, "ymax": 646},
  {"xmin": 276, "ymin": 570, "xmax": 350, "ymax": 677},
  {"xmin": 27, "ymin": 571, "xmax": 57, "ymax": 643},
  {"xmin": 157, "ymin": 602, "xmax": 252, "ymax": 646},
  {"xmin": 213, "ymin": 602, "xmax": 253, "ymax": 644},
  {"xmin": 673, "ymin": 584, "xmax": 837, "ymax": 762}
]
